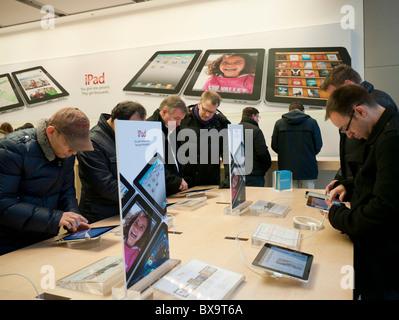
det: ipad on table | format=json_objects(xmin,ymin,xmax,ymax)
[
  {"xmin": 183, "ymin": 48, "xmax": 265, "ymax": 103},
  {"xmin": 123, "ymin": 50, "xmax": 202, "ymax": 96},
  {"xmin": 54, "ymin": 225, "xmax": 118, "ymax": 243},
  {"xmin": 251, "ymin": 243, "xmax": 313, "ymax": 282},
  {"xmin": 11, "ymin": 66, "xmax": 69, "ymax": 106}
]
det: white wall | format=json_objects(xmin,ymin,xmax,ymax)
[{"xmin": 0, "ymin": 0, "xmax": 364, "ymax": 159}]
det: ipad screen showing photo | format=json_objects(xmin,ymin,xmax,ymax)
[
  {"xmin": 266, "ymin": 47, "xmax": 351, "ymax": 107},
  {"xmin": 134, "ymin": 153, "xmax": 167, "ymax": 216},
  {"xmin": 183, "ymin": 48, "xmax": 265, "ymax": 102},
  {"xmin": 11, "ymin": 66, "xmax": 69, "ymax": 105},
  {"xmin": 0, "ymin": 73, "xmax": 24, "ymax": 112},
  {"xmin": 123, "ymin": 50, "xmax": 202, "ymax": 95},
  {"xmin": 126, "ymin": 222, "xmax": 169, "ymax": 288}
]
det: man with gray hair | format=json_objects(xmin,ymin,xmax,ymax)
[{"xmin": 147, "ymin": 95, "xmax": 189, "ymax": 195}]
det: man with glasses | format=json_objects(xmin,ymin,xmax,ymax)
[
  {"xmin": 321, "ymin": 64, "xmax": 397, "ymax": 184},
  {"xmin": 324, "ymin": 84, "xmax": 399, "ymax": 300},
  {"xmin": 179, "ymin": 90, "xmax": 231, "ymax": 187},
  {"xmin": 0, "ymin": 107, "xmax": 93, "ymax": 255}
]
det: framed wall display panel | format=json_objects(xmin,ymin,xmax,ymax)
[
  {"xmin": 123, "ymin": 50, "xmax": 202, "ymax": 96},
  {"xmin": 183, "ymin": 48, "xmax": 265, "ymax": 103},
  {"xmin": 265, "ymin": 47, "xmax": 351, "ymax": 107},
  {"xmin": 0, "ymin": 73, "xmax": 24, "ymax": 113},
  {"xmin": 11, "ymin": 66, "xmax": 69, "ymax": 106}
]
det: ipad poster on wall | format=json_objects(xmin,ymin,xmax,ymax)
[
  {"xmin": 115, "ymin": 120, "xmax": 169, "ymax": 290},
  {"xmin": 183, "ymin": 48, "xmax": 265, "ymax": 103},
  {"xmin": 228, "ymin": 124, "xmax": 246, "ymax": 210}
]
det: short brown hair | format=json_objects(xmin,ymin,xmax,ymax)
[
  {"xmin": 289, "ymin": 101, "xmax": 304, "ymax": 112},
  {"xmin": 319, "ymin": 64, "xmax": 362, "ymax": 91},
  {"xmin": 241, "ymin": 107, "xmax": 259, "ymax": 118},
  {"xmin": 111, "ymin": 101, "xmax": 146, "ymax": 121},
  {"xmin": 200, "ymin": 90, "xmax": 221, "ymax": 107},
  {"xmin": 325, "ymin": 84, "xmax": 377, "ymax": 120}
]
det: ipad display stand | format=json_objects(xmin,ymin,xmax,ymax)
[
  {"xmin": 112, "ymin": 259, "xmax": 181, "ymax": 300},
  {"xmin": 65, "ymin": 237, "xmax": 103, "ymax": 249},
  {"xmin": 223, "ymin": 200, "xmax": 253, "ymax": 216}
]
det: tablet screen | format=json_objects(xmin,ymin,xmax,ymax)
[
  {"xmin": 123, "ymin": 50, "xmax": 202, "ymax": 95},
  {"xmin": 61, "ymin": 226, "xmax": 118, "ymax": 242},
  {"xmin": 183, "ymin": 48, "xmax": 265, "ymax": 103},
  {"xmin": 252, "ymin": 243, "xmax": 313, "ymax": 282},
  {"xmin": 265, "ymin": 47, "xmax": 351, "ymax": 107},
  {"xmin": 11, "ymin": 66, "xmax": 69, "ymax": 105},
  {"xmin": 0, "ymin": 73, "xmax": 24, "ymax": 112},
  {"xmin": 133, "ymin": 153, "xmax": 167, "ymax": 216}
]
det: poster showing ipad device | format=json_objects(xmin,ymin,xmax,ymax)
[
  {"xmin": 183, "ymin": 48, "xmax": 265, "ymax": 103},
  {"xmin": 115, "ymin": 120, "xmax": 169, "ymax": 290},
  {"xmin": 123, "ymin": 50, "xmax": 202, "ymax": 95},
  {"xmin": 11, "ymin": 66, "xmax": 69, "ymax": 106},
  {"xmin": 228, "ymin": 124, "xmax": 246, "ymax": 210},
  {"xmin": 0, "ymin": 73, "xmax": 24, "ymax": 113},
  {"xmin": 265, "ymin": 47, "xmax": 351, "ymax": 107}
]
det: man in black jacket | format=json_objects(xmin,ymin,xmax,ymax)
[
  {"xmin": 320, "ymin": 64, "xmax": 397, "ymax": 183},
  {"xmin": 325, "ymin": 84, "xmax": 399, "ymax": 300},
  {"xmin": 147, "ymin": 95, "xmax": 189, "ymax": 195},
  {"xmin": 77, "ymin": 101, "xmax": 146, "ymax": 223},
  {"xmin": 239, "ymin": 107, "xmax": 271, "ymax": 187},
  {"xmin": 0, "ymin": 107, "xmax": 92, "ymax": 255},
  {"xmin": 179, "ymin": 91, "xmax": 231, "ymax": 187}
]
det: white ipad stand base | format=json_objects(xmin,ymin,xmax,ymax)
[{"xmin": 112, "ymin": 259, "xmax": 181, "ymax": 300}]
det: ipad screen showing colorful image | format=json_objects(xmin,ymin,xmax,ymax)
[
  {"xmin": 134, "ymin": 154, "xmax": 167, "ymax": 216},
  {"xmin": 266, "ymin": 47, "xmax": 351, "ymax": 107},
  {"xmin": 11, "ymin": 66, "xmax": 69, "ymax": 105},
  {"xmin": 123, "ymin": 50, "xmax": 202, "ymax": 95},
  {"xmin": 183, "ymin": 48, "xmax": 265, "ymax": 102},
  {"xmin": 0, "ymin": 73, "xmax": 24, "ymax": 112}
]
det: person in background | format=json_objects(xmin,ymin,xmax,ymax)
[
  {"xmin": 324, "ymin": 84, "xmax": 399, "ymax": 300},
  {"xmin": 271, "ymin": 101, "xmax": 322, "ymax": 189},
  {"xmin": 0, "ymin": 122, "xmax": 13, "ymax": 135},
  {"xmin": 320, "ymin": 64, "xmax": 397, "ymax": 184},
  {"xmin": 78, "ymin": 101, "xmax": 146, "ymax": 223},
  {"xmin": 239, "ymin": 107, "xmax": 271, "ymax": 187},
  {"xmin": 0, "ymin": 107, "xmax": 92, "ymax": 255},
  {"xmin": 179, "ymin": 90, "xmax": 231, "ymax": 187}
]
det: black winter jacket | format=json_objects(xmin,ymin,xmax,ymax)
[
  {"xmin": 147, "ymin": 109, "xmax": 183, "ymax": 196},
  {"xmin": 0, "ymin": 120, "xmax": 79, "ymax": 254},
  {"xmin": 77, "ymin": 113, "xmax": 119, "ymax": 223},
  {"xmin": 329, "ymin": 105, "xmax": 399, "ymax": 293},
  {"xmin": 179, "ymin": 104, "xmax": 230, "ymax": 187},
  {"xmin": 239, "ymin": 117, "xmax": 271, "ymax": 177},
  {"xmin": 271, "ymin": 110, "xmax": 322, "ymax": 180}
]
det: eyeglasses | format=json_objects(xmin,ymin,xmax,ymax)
[
  {"xmin": 340, "ymin": 110, "xmax": 354, "ymax": 133},
  {"xmin": 200, "ymin": 103, "xmax": 216, "ymax": 115}
]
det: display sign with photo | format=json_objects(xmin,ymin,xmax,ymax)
[
  {"xmin": 115, "ymin": 120, "xmax": 169, "ymax": 289},
  {"xmin": 0, "ymin": 73, "xmax": 24, "ymax": 113}
]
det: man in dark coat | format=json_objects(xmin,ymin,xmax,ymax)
[
  {"xmin": 320, "ymin": 64, "xmax": 397, "ymax": 182},
  {"xmin": 147, "ymin": 95, "xmax": 189, "ymax": 196},
  {"xmin": 325, "ymin": 84, "xmax": 399, "ymax": 300},
  {"xmin": 239, "ymin": 107, "xmax": 271, "ymax": 187},
  {"xmin": 0, "ymin": 107, "xmax": 92, "ymax": 255},
  {"xmin": 271, "ymin": 101, "xmax": 323, "ymax": 188},
  {"xmin": 77, "ymin": 101, "xmax": 146, "ymax": 223},
  {"xmin": 179, "ymin": 91, "xmax": 231, "ymax": 187}
]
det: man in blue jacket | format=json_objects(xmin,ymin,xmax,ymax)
[
  {"xmin": 271, "ymin": 101, "xmax": 323, "ymax": 189},
  {"xmin": 0, "ymin": 107, "xmax": 92, "ymax": 255}
]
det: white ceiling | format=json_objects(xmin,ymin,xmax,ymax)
[{"xmin": 0, "ymin": 0, "xmax": 154, "ymax": 28}]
